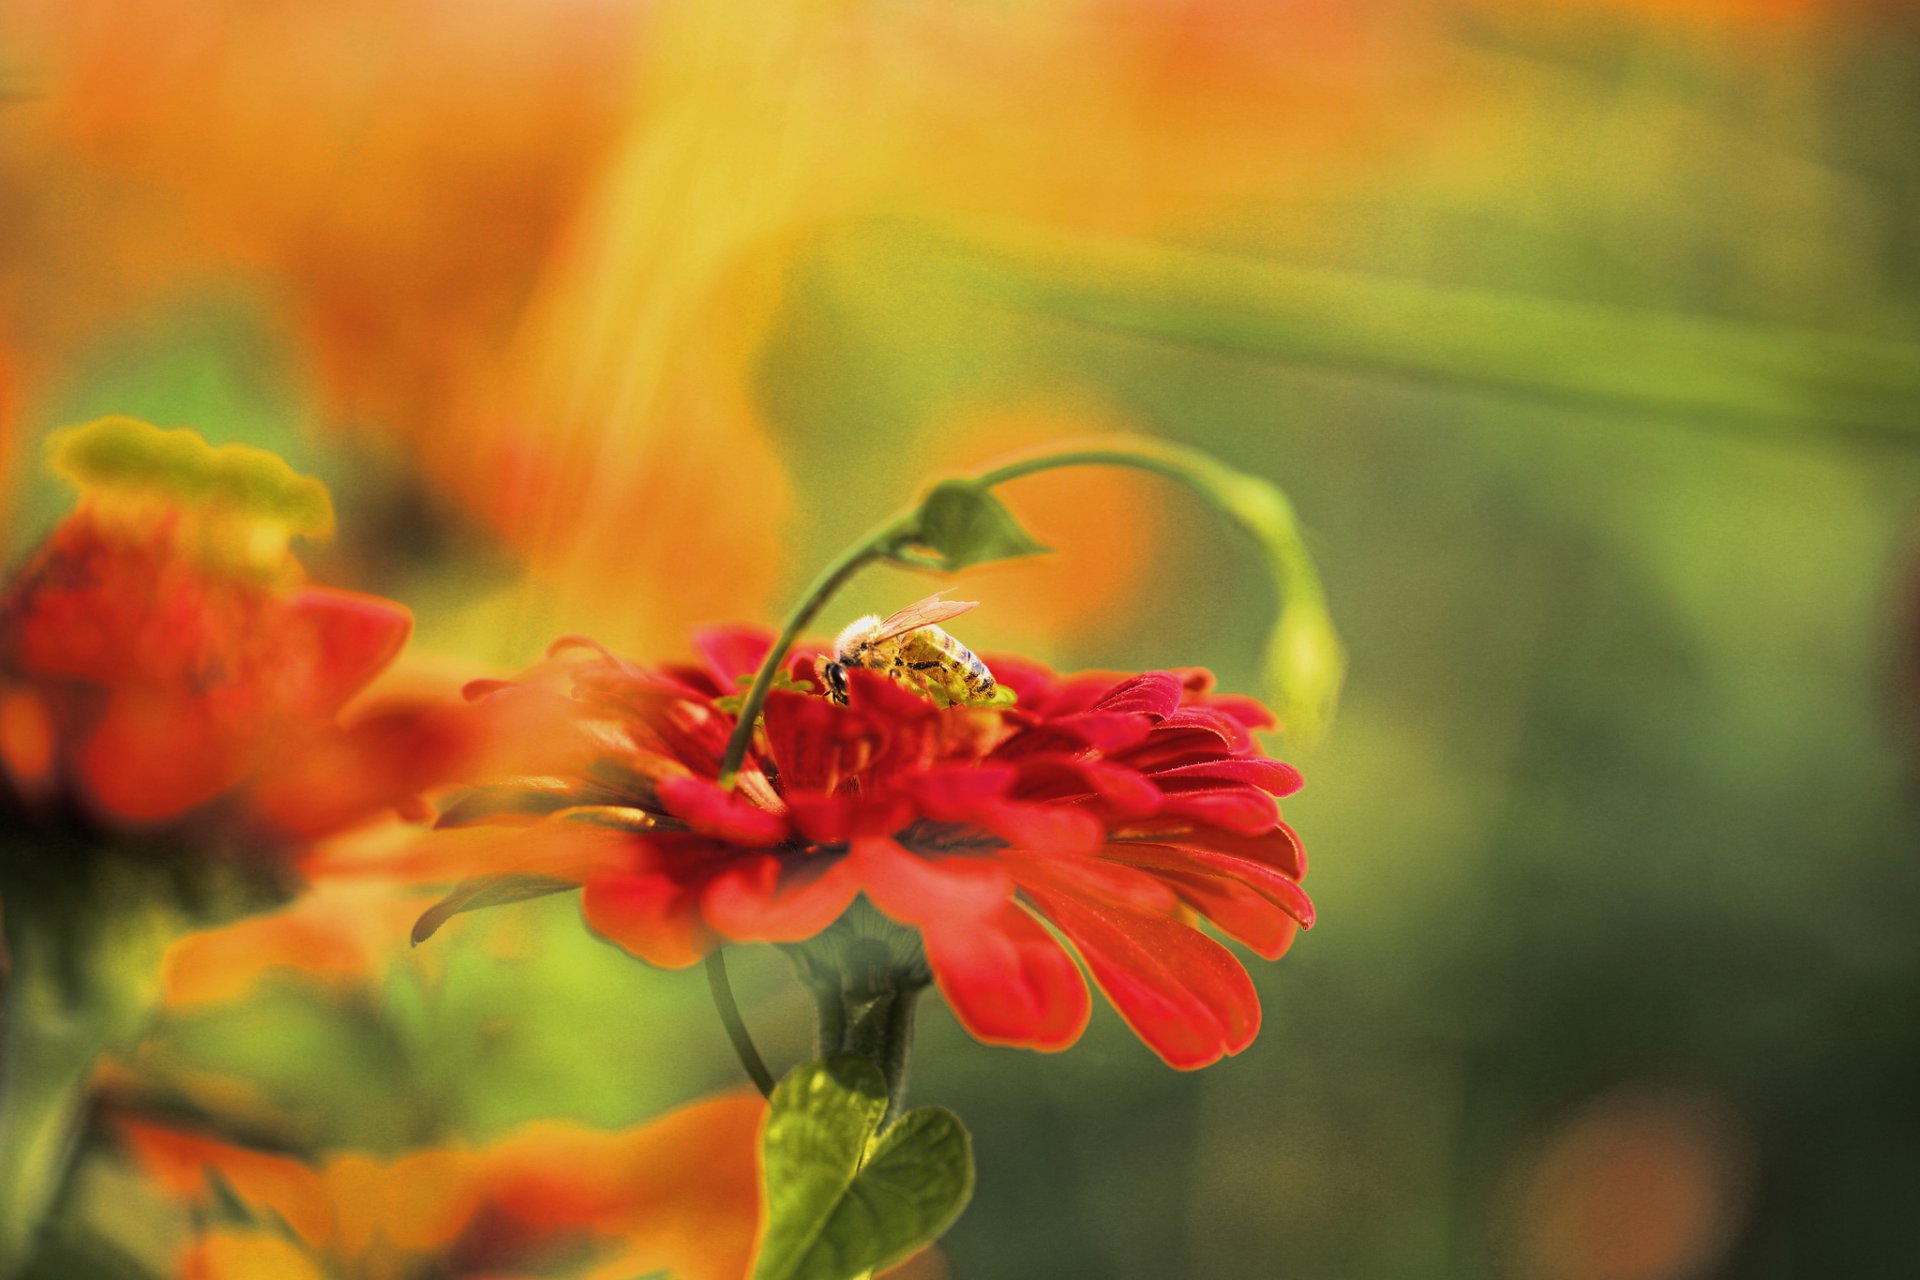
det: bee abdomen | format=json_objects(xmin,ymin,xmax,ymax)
[{"xmin": 927, "ymin": 629, "xmax": 995, "ymax": 698}]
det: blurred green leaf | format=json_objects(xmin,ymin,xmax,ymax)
[
  {"xmin": 919, "ymin": 222, "xmax": 1920, "ymax": 447},
  {"xmin": 753, "ymin": 1056, "xmax": 973, "ymax": 1280}
]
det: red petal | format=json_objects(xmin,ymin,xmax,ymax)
[
  {"xmin": 922, "ymin": 903, "xmax": 1089, "ymax": 1051},
  {"xmin": 786, "ymin": 792, "xmax": 914, "ymax": 843},
  {"xmin": 1024, "ymin": 887, "xmax": 1261, "ymax": 1070},
  {"xmin": 1149, "ymin": 756, "xmax": 1303, "ymax": 797},
  {"xmin": 254, "ymin": 701, "xmax": 479, "ymax": 839},
  {"xmin": 81, "ymin": 692, "xmax": 241, "ymax": 822},
  {"xmin": 905, "ymin": 764, "xmax": 1016, "ymax": 816},
  {"xmin": 1030, "ymin": 670, "xmax": 1135, "ymax": 716},
  {"xmin": 905, "ymin": 767, "xmax": 1103, "ymax": 855},
  {"xmin": 1155, "ymin": 870, "xmax": 1302, "ymax": 960},
  {"xmin": 978, "ymin": 801, "xmax": 1103, "ymax": 856},
  {"xmin": 1150, "ymin": 786, "xmax": 1281, "ymax": 836},
  {"xmin": 656, "ymin": 774, "xmax": 786, "ymax": 846},
  {"xmin": 1089, "ymin": 672, "xmax": 1183, "ymax": 719},
  {"xmin": 979, "ymin": 655, "xmax": 1063, "ymax": 708},
  {"xmin": 996, "ymin": 712, "xmax": 1154, "ymax": 758},
  {"xmin": 1006, "ymin": 756, "xmax": 1161, "ymax": 814},
  {"xmin": 1158, "ymin": 705, "xmax": 1254, "ymax": 752},
  {"xmin": 691, "ymin": 626, "xmax": 774, "ymax": 689},
  {"xmin": 761, "ymin": 691, "xmax": 881, "ymax": 793},
  {"xmin": 1098, "ymin": 841, "xmax": 1314, "ymax": 927},
  {"xmin": 701, "ymin": 854, "xmax": 861, "ymax": 943},
  {"xmin": 582, "ymin": 871, "xmax": 716, "ymax": 968},
  {"xmin": 1007, "ymin": 854, "xmax": 1180, "ymax": 915},
  {"xmin": 288, "ymin": 588, "xmax": 412, "ymax": 714},
  {"xmin": 849, "ymin": 837, "xmax": 1011, "ymax": 926},
  {"xmin": 1193, "ymin": 692, "xmax": 1276, "ymax": 731}
]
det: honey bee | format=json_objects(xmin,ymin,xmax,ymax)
[{"xmin": 818, "ymin": 593, "xmax": 996, "ymax": 707}]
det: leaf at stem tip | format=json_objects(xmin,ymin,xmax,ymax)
[
  {"xmin": 905, "ymin": 480, "xmax": 1050, "ymax": 571},
  {"xmin": 752, "ymin": 1056, "xmax": 975, "ymax": 1280}
]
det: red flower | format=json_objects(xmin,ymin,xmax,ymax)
[
  {"xmin": 0, "ymin": 418, "xmax": 470, "ymax": 860},
  {"xmin": 447, "ymin": 628, "xmax": 1313, "ymax": 1070}
]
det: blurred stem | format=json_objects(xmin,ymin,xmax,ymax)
[
  {"xmin": 924, "ymin": 221, "xmax": 1920, "ymax": 449},
  {"xmin": 0, "ymin": 942, "xmax": 110, "ymax": 1276},
  {"xmin": 0, "ymin": 891, "xmax": 173, "ymax": 1278},
  {"xmin": 705, "ymin": 950, "xmax": 775, "ymax": 1098},
  {"xmin": 0, "ymin": 979, "xmax": 95, "ymax": 1277}
]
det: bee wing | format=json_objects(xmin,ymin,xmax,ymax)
[{"xmin": 867, "ymin": 593, "xmax": 980, "ymax": 643}]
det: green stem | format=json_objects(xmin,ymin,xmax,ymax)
[
  {"xmin": 968, "ymin": 436, "xmax": 1333, "ymax": 646},
  {"xmin": 969, "ymin": 439, "xmax": 1226, "ymax": 489},
  {"xmin": 783, "ymin": 902, "xmax": 931, "ymax": 1124},
  {"xmin": 719, "ymin": 433, "xmax": 1341, "ymax": 785},
  {"xmin": 0, "ymin": 879, "xmax": 178, "ymax": 1278},
  {"xmin": 705, "ymin": 950, "xmax": 776, "ymax": 1098},
  {"xmin": 0, "ymin": 945, "xmax": 106, "ymax": 1277},
  {"xmin": 975, "ymin": 437, "xmax": 1343, "ymax": 740},
  {"xmin": 814, "ymin": 980, "xmax": 922, "ymax": 1126},
  {"xmin": 717, "ymin": 511, "xmax": 918, "ymax": 787}
]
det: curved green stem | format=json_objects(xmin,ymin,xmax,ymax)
[
  {"xmin": 968, "ymin": 437, "xmax": 1333, "ymax": 644},
  {"xmin": 704, "ymin": 950, "xmax": 776, "ymax": 1098},
  {"xmin": 717, "ymin": 433, "xmax": 1342, "ymax": 787},
  {"xmin": 974, "ymin": 437, "xmax": 1344, "ymax": 740}
]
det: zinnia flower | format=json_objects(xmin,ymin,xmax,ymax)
[
  {"xmin": 438, "ymin": 627, "xmax": 1313, "ymax": 1070},
  {"xmin": 0, "ymin": 416, "xmax": 471, "ymax": 869},
  {"xmin": 120, "ymin": 1095, "xmax": 766, "ymax": 1280}
]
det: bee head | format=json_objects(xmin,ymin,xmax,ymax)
[{"xmin": 820, "ymin": 659, "xmax": 850, "ymax": 706}]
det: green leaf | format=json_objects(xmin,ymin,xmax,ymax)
[
  {"xmin": 905, "ymin": 480, "xmax": 1049, "ymax": 571},
  {"xmin": 918, "ymin": 222, "xmax": 1920, "ymax": 447},
  {"xmin": 410, "ymin": 873, "xmax": 578, "ymax": 945},
  {"xmin": 752, "ymin": 1056, "xmax": 974, "ymax": 1280}
]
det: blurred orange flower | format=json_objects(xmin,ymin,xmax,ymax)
[
  {"xmin": 122, "ymin": 1093, "xmax": 767, "ymax": 1280},
  {"xmin": 0, "ymin": 417, "xmax": 471, "ymax": 860}
]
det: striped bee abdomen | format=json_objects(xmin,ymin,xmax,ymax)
[{"xmin": 893, "ymin": 626, "xmax": 996, "ymax": 705}]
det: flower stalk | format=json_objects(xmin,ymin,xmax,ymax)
[
  {"xmin": 704, "ymin": 951, "xmax": 776, "ymax": 1098},
  {"xmin": 783, "ymin": 902, "xmax": 931, "ymax": 1124},
  {"xmin": 716, "ymin": 511, "xmax": 915, "ymax": 788},
  {"xmin": 0, "ymin": 896, "xmax": 174, "ymax": 1277}
]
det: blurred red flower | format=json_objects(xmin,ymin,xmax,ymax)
[
  {"xmin": 0, "ymin": 417, "xmax": 470, "ymax": 858},
  {"xmin": 439, "ymin": 628, "xmax": 1313, "ymax": 1070},
  {"xmin": 121, "ymin": 1094, "xmax": 766, "ymax": 1280}
]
